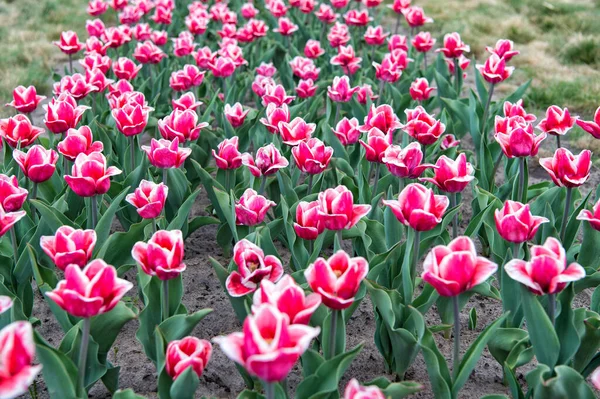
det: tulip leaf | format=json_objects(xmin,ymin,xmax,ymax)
[
  {"xmin": 165, "ymin": 168, "xmax": 190, "ymax": 220},
  {"xmin": 169, "ymin": 367, "xmax": 200, "ymax": 399},
  {"xmin": 34, "ymin": 332, "xmax": 79, "ymax": 399},
  {"xmin": 95, "ymin": 186, "xmax": 130, "ymax": 251},
  {"xmin": 209, "ymin": 257, "xmax": 249, "ymax": 323},
  {"xmin": 488, "ymin": 328, "xmax": 533, "ymax": 371},
  {"xmin": 577, "ymin": 220, "xmax": 600, "ymax": 269},
  {"xmin": 136, "ymin": 275, "xmax": 162, "ymax": 364},
  {"xmin": 96, "ymin": 220, "xmax": 151, "ymax": 266},
  {"xmin": 158, "ymin": 308, "xmax": 212, "ymax": 344},
  {"xmin": 501, "ymin": 248, "xmax": 524, "ymax": 327},
  {"xmin": 90, "ymin": 302, "xmax": 136, "ymax": 359},
  {"xmin": 563, "ymin": 190, "xmax": 591, "ymax": 250},
  {"xmin": 322, "ymin": 310, "xmax": 346, "ymax": 360},
  {"xmin": 167, "ymin": 189, "xmax": 201, "ymax": 232},
  {"xmin": 529, "ymin": 365, "xmax": 595, "ymax": 399},
  {"xmin": 59, "ymin": 321, "xmax": 107, "ymax": 390},
  {"xmin": 555, "ymin": 284, "xmax": 581, "ymax": 365},
  {"xmin": 419, "ymin": 324, "xmax": 452, "ymax": 399},
  {"xmin": 30, "ymin": 198, "xmax": 79, "ymax": 230},
  {"xmin": 113, "ymin": 389, "xmax": 148, "ymax": 399},
  {"xmin": 520, "ymin": 286, "xmax": 560, "ymax": 368}
]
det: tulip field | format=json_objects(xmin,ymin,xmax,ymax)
[{"xmin": 2, "ymin": 0, "xmax": 600, "ymax": 398}]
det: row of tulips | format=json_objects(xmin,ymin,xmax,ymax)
[{"xmin": 1, "ymin": 0, "xmax": 600, "ymax": 398}]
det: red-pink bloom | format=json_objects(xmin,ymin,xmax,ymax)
[
  {"xmin": 256, "ymin": 62, "xmax": 277, "ymax": 77},
  {"xmin": 80, "ymin": 53, "xmax": 111, "ymax": 74},
  {"xmin": 317, "ymin": 185, "xmax": 371, "ymax": 230},
  {"xmin": 382, "ymin": 142, "xmax": 434, "ymax": 178},
  {"xmin": 389, "ymin": 0, "xmax": 411, "ymax": 13},
  {"xmin": 536, "ymin": 105, "xmax": 577, "ymax": 136},
  {"xmin": 46, "ymin": 259, "xmax": 132, "ymax": 317},
  {"xmin": 88, "ymin": 0, "xmax": 108, "ymax": 16},
  {"xmin": 503, "ymin": 99, "xmax": 536, "ymax": 123},
  {"xmin": 294, "ymin": 200, "xmax": 325, "ymax": 240},
  {"xmin": 158, "ymin": 109, "xmax": 206, "ymax": 143},
  {"xmin": 252, "ymin": 75, "xmax": 275, "ymax": 97},
  {"xmin": 57, "ymin": 125, "xmax": 104, "ymax": 161},
  {"xmin": 437, "ymin": 32, "xmax": 470, "ymax": 58},
  {"xmin": 327, "ymin": 76, "xmax": 359, "ymax": 102},
  {"xmin": 364, "ymin": 25, "xmax": 389, "ymax": 46},
  {"xmin": 235, "ymin": 189, "xmax": 277, "ymax": 226},
  {"xmin": 119, "ymin": 6, "xmax": 142, "ymax": 24},
  {"xmin": 387, "ymin": 34, "xmax": 408, "ymax": 52},
  {"xmin": 133, "ymin": 40, "xmax": 166, "ymax": 64},
  {"xmin": 262, "ymin": 84, "xmax": 296, "ymax": 107},
  {"xmin": 151, "ymin": 30, "xmax": 168, "ymax": 45},
  {"xmin": 209, "ymin": 56, "xmax": 236, "ymax": 78},
  {"xmin": 292, "ymin": 138, "xmax": 333, "ymax": 175},
  {"xmin": 409, "ymin": 77, "xmax": 435, "ymax": 101},
  {"xmin": 219, "ymin": 44, "xmax": 247, "ymax": 68},
  {"xmin": 133, "ymin": 23, "xmax": 152, "ymax": 41},
  {"xmin": 165, "ymin": 337, "xmax": 212, "ymax": 380},
  {"xmin": 213, "ymin": 304, "xmax": 319, "ymax": 382},
  {"xmin": 54, "ymin": 31, "xmax": 84, "ymax": 54},
  {"xmin": 85, "ymin": 68, "xmax": 114, "ymax": 92},
  {"xmin": 315, "ymin": 4, "xmax": 338, "ymax": 23},
  {"xmin": 40, "ymin": 226, "xmax": 96, "ymax": 271},
  {"xmin": 360, "ymin": 104, "xmax": 401, "ymax": 134},
  {"xmin": 296, "ymin": 79, "xmax": 318, "ymax": 98},
  {"xmin": 356, "ymin": 84, "xmax": 378, "ymax": 105},
  {"xmin": 112, "ymin": 57, "xmax": 142, "ymax": 80},
  {"xmin": 186, "ymin": 15, "xmax": 209, "ymax": 35},
  {"xmin": 0, "ymin": 115, "xmax": 44, "ymax": 148},
  {"xmin": 420, "ymin": 153, "xmax": 475, "ymax": 193},
  {"xmin": 441, "ymin": 134, "xmax": 460, "ymax": 150},
  {"xmin": 360, "ymin": 127, "xmax": 392, "ymax": 163},
  {"xmin": 411, "ymin": 31, "xmax": 436, "ymax": 52},
  {"xmin": 172, "ymin": 92, "xmax": 202, "ymax": 111},
  {"xmin": 141, "ymin": 138, "xmax": 191, "ymax": 169},
  {"xmin": 344, "ymin": 379, "xmax": 385, "ymax": 399},
  {"xmin": 267, "ymin": 0, "xmax": 288, "ymax": 17},
  {"xmin": 332, "ymin": 117, "xmax": 361, "ymax": 145},
  {"xmin": 577, "ymin": 198, "xmax": 600, "ymax": 231},
  {"xmin": 274, "ymin": 17, "xmax": 298, "ymax": 36},
  {"xmin": 13, "ymin": 145, "xmax": 58, "ymax": 183},
  {"xmin": 224, "ymin": 103, "xmax": 250, "ymax": 128},
  {"xmin": 486, "ymin": 39, "xmax": 519, "ymax": 61},
  {"xmin": 112, "ymin": 97, "xmax": 153, "ymax": 137},
  {"xmin": 328, "ymin": 22, "xmax": 351, "ymax": 47},
  {"xmin": 213, "ymin": 137, "xmax": 243, "ymax": 170},
  {"xmin": 0, "ymin": 174, "xmax": 27, "ymax": 212},
  {"xmin": 6, "ymin": 86, "xmax": 45, "ymax": 114},
  {"xmin": 53, "ymin": 74, "xmax": 98, "ymax": 100},
  {"xmin": 494, "ymin": 200, "xmax": 548, "ymax": 243},
  {"xmin": 126, "ymin": 180, "xmax": 168, "ymax": 219},
  {"xmin": 494, "ymin": 117, "xmax": 545, "ymax": 158},
  {"xmin": 363, "ymin": 0, "xmax": 383, "ymax": 7},
  {"xmin": 539, "ymin": 148, "xmax": 591, "ymax": 188},
  {"xmin": 330, "ymin": 45, "xmax": 362, "ymax": 74},
  {"xmin": 304, "ymin": 39, "xmax": 325, "ymax": 58},
  {"xmin": 289, "ymin": 57, "xmax": 320, "ymax": 80},
  {"xmin": 279, "ymin": 117, "xmax": 316, "ymax": 146},
  {"xmin": 65, "ymin": 152, "xmax": 122, "ymax": 197},
  {"xmin": 331, "ymin": 0, "xmax": 350, "ymax": 8},
  {"xmin": 446, "ymin": 54, "xmax": 470, "ymax": 77},
  {"xmin": 477, "ymin": 54, "xmax": 514, "ymax": 84},
  {"xmin": 132, "ymin": 230, "xmax": 185, "ymax": 280},
  {"xmin": 172, "ymin": 32, "xmax": 196, "ymax": 57},
  {"xmin": 304, "ymin": 250, "xmax": 368, "ymax": 309},
  {"xmin": 423, "ymin": 236, "xmax": 497, "ymax": 297},
  {"xmin": 152, "ymin": 5, "xmax": 172, "ymax": 24},
  {"xmin": 110, "ymin": 0, "xmax": 128, "ymax": 11},
  {"xmin": 241, "ymin": 2, "xmax": 258, "ymax": 18},
  {"xmin": 403, "ymin": 6, "xmax": 433, "ymax": 28},
  {"xmin": 246, "ymin": 18, "xmax": 269, "ymax": 38},
  {"xmin": 505, "ymin": 237, "xmax": 585, "ymax": 295},
  {"xmin": 169, "ymin": 70, "xmax": 193, "ymax": 92},
  {"xmin": 0, "ymin": 321, "xmax": 42, "ymax": 399},
  {"xmin": 389, "ymin": 49, "xmax": 412, "ymax": 70},
  {"xmin": 383, "ymin": 183, "xmax": 448, "ymax": 231},
  {"xmin": 577, "ymin": 106, "xmax": 600, "ymax": 139},
  {"xmin": 106, "ymin": 80, "xmax": 134, "ymax": 107},
  {"xmin": 344, "ymin": 9, "xmax": 371, "ymax": 26},
  {"xmin": 102, "ymin": 26, "xmax": 132, "ymax": 49},
  {"xmin": 402, "ymin": 106, "xmax": 445, "ymax": 145},
  {"xmin": 226, "ymin": 239, "xmax": 284, "ymax": 296},
  {"xmin": 253, "ymin": 275, "xmax": 321, "ymax": 324},
  {"xmin": 0, "ymin": 206, "xmax": 25, "ymax": 237},
  {"xmin": 260, "ymin": 103, "xmax": 290, "ymax": 134},
  {"xmin": 194, "ymin": 47, "xmax": 217, "ymax": 69}
]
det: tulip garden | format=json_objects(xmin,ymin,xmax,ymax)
[{"xmin": 2, "ymin": 0, "xmax": 600, "ymax": 397}]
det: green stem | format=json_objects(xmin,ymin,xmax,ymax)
[
  {"xmin": 481, "ymin": 83, "xmax": 495, "ymax": 144},
  {"xmin": 452, "ymin": 295, "xmax": 461, "ymax": 381},
  {"xmin": 518, "ymin": 157, "xmax": 526, "ymax": 202},
  {"xmin": 30, "ymin": 182, "xmax": 38, "ymax": 223},
  {"xmin": 559, "ymin": 187, "xmax": 572, "ymax": 242},
  {"xmin": 450, "ymin": 193, "xmax": 458, "ymax": 238},
  {"xmin": 548, "ymin": 293, "xmax": 556, "ymax": 327},
  {"xmin": 371, "ymin": 162, "xmax": 381, "ymax": 201},
  {"xmin": 77, "ymin": 317, "xmax": 91, "ymax": 394},
  {"xmin": 556, "ymin": 135, "xmax": 561, "ymax": 149},
  {"xmin": 258, "ymin": 175, "xmax": 267, "ymax": 195},
  {"xmin": 453, "ymin": 58, "xmax": 461, "ymax": 94},
  {"xmin": 307, "ymin": 174, "xmax": 313, "ymax": 195},
  {"xmin": 91, "ymin": 195, "xmax": 98, "ymax": 229},
  {"xmin": 162, "ymin": 279, "xmax": 169, "ymax": 322},
  {"xmin": 10, "ymin": 227, "xmax": 18, "ymax": 265},
  {"xmin": 308, "ymin": 239, "xmax": 314, "ymax": 256},
  {"xmin": 328, "ymin": 310, "xmax": 338, "ymax": 359},
  {"xmin": 377, "ymin": 79, "xmax": 384, "ymax": 106},
  {"xmin": 334, "ymin": 102, "xmax": 340, "ymax": 124},
  {"xmin": 334, "ymin": 230, "xmax": 342, "ymax": 251},
  {"xmin": 129, "ymin": 136, "xmax": 136, "ymax": 174},
  {"xmin": 394, "ymin": 13, "xmax": 401, "ymax": 34},
  {"xmin": 412, "ymin": 230, "xmax": 420, "ymax": 281},
  {"xmin": 264, "ymin": 381, "xmax": 275, "ymax": 399},
  {"xmin": 162, "ymin": 168, "xmax": 168, "ymax": 186}
]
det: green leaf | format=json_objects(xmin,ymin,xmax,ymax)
[
  {"xmin": 555, "ymin": 284, "xmax": 580, "ymax": 365},
  {"xmin": 113, "ymin": 389, "xmax": 148, "ymax": 399},
  {"xmin": 95, "ymin": 187, "xmax": 130, "ymax": 251},
  {"xmin": 30, "ymin": 199, "xmax": 79, "ymax": 230},
  {"xmin": 578, "ymin": 220, "xmax": 600, "ymax": 268},
  {"xmin": 90, "ymin": 302, "xmax": 136, "ymax": 358},
  {"xmin": 520, "ymin": 286, "xmax": 560, "ymax": 368},
  {"xmin": 170, "ymin": 367, "xmax": 200, "ymax": 399},
  {"xmin": 158, "ymin": 309, "xmax": 212, "ymax": 343},
  {"xmin": 530, "ymin": 365, "xmax": 595, "ymax": 399},
  {"xmin": 34, "ymin": 332, "xmax": 79, "ymax": 399},
  {"xmin": 167, "ymin": 189, "xmax": 201, "ymax": 231},
  {"xmin": 468, "ymin": 307, "xmax": 477, "ymax": 330},
  {"xmin": 210, "ymin": 257, "xmax": 248, "ymax": 323}
]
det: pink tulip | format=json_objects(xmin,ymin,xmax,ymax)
[
  {"xmin": 53, "ymin": 73, "xmax": 98, "ymax": 100},
  {"xmin": 44, "ymin": 93, "xmax": 89, "ymax": 134},
  {"xmin": 486, "ymin": 39, "xmax": 519, "ymax": 61},
  {"xmin": 409, "ymin": 78, "xmax": 435, "ymax": 101},
  {"xmin": 65, "ymin": 152, "xmax": 122, "ymax": 197},
  {"xmin": 165, "ymin": 337, "xmax": 212, "ymax": 380},
  {"xmin": 403, "ymin": 6, "xmax": 433, "ymax": 28},
  {"xmin": 53, "ymin": 31, "xmax": 84, "ymax": 54},
  {"xmin": 539, "ymin": 148, "xmax": 591, "ymax": 188},
  {"xmin": 13, "ymin": 145, "xmax": 58, "ymax": 184},
  {"xmin": 85, "ymin": 68, "xmax": 113, "ymax": 92},
  {"xmin": 0, "ymin": 207, "xmax": 25, "ymax": 237},
  {"xmin": 213, "ymin": 137, "xmax": 243, "ymax": 170},
  {"xmin": 289, "ymin": 57, "xmax": 321, "ymax": 81},
  {"xmin": 172, "ymin": 92, "xmax": 203, "ymax": 112},
  {"xmin": 274, "ymin": 17, "xmax": 298, "ymax": 36},
  {"xmin": 47, "ymin": 260, "xmax": 132, "ymax": 317},
  {"xmin": 57, "ymin": 126, "xmax": 104, "ymax": 161},
  {"xmin": 242, "ymin": 144, "xmax": 289, "ymax": 177},
  {"xmin": 388, "ymin": 34, "xmax": 408, "ymax": 52},
  {"xmin": 505, "ymin": 237, "xmax": 585, "ymax": 295},
  {"xmin": 296, "ymin": 79, "xmax": 318, "ymax": 98},
  {"xmin": 304, "ymin": 250, "xmax": 368, "ymax": 309},
  {"xmin": 112, "ymin": 57, "xmax": 142, "ymax": 80},
  {"xmin": 278, "ymin": 117, "xmax": 315, "ymax": 146},
  {"xmin": 441, "ymin": 134, "xmax": 460, "ymax": 150},
  {"xmin": 262, "ymin": 84, "xmax": 296, "ymax": 107},
  {"xmin": 226, "ymin": 239, "xmax": 284, "ymax": 297},
  {"xmin": 133, "ymin": 40, "xmax": 166, "ymax": 64},
  {"xmin": 360, "ymin": 127, "xmax": 392, "ymax": 163},
  {"xmin": 537, "ymin": 105, "xmax": 577, "ymax": 137},
  {"xmin": 330, "ymin": 45, "xmax": 362, "ymax": 75},
  {"xmin": 112, "ymin": 97, "xmax": 153, "ymax": 137},
  {"xmin": 412, "ymin": 31, "xmax": 436, "ymax": 52},
  {"xmin": 172, "ymin": 33, "xmax": 196, "ymax": 57},
  {"xmin": 494, "ymin": 116, "xmax": 545, "ymax": 158},
  {"xmin": 102, "ymin": 26, "xmax": 132, "ymax": 49},
  {"xmin": 401, "ymin": 106, "xmax": 445, "ymax": 145},
  {"xmin": 356, "ymin": 84, "xmax": 378, "ymax": 105},
  {"xmin": 576, "ymin": 106, "xmax": 600, "ymax": 139},
  {"xmin": 0, "ymin": 296, "xmax": 12, "ymax": 315},
  {"xmin": 373, "ymin": 55, "xmax": 401, "ymax": 83},
  {"xmin": 241, "ymin": 2, "xmax": 258, "ymax": 18},
  {"xmin": 126, "ymin": 180, "xmax": 168, "ymax": 219},
  {"xmin": 0, "ymin": 175, "xmax": 27, "ymax": 212},
  {"xmin": 141, "ymin": 138, "xmax": 192, "ymax": 169},
  {"xmin": 292, "ymin": 138, "xmax": 334, "ymax": 175},
  {"xmin": 382, "ymin": 142, "xmax": 434, "ymax": 179},
  {"xmin": 420, "ymin": 153, "xmax": 475, "ymax": 193},
  {"xmin": 133, "ymin": 23, "xmax": 152, "ymax": 41},
  {"xmin": 5, "ymin": 86, "xmax": 45, "ymax": 114},
  {"xmin": 360, "ymin": 104, "xmax": 401, "ymax": 134},
  {"xmin": 344, "ymin": 379, "xmax": 385, "ymax": 399},
  {"xmin": 224, "ymin": 103, "xmax": 249, "ymax": 128},
  {"xmin": 304, "ymin": 39, "xmax": 325, "ymax": 58},
  {"xmin": 477, "ymin": 54, "xmax": 514, "ymax": 84},
  {"xmin": 40, "ymin": 226, "xmax": 97, "ymax": 271},
  {"xmin": 577, "ymin": 198, "xmax": 600, "ymax": 231},
  {"xmin": 0, "ymin": 322, "xmax": 42, "ymax": 399},
  {"xmin": 235, "ymin": 189, "xmax": 276, "ymax": 226},
  {"xmin": 344, "ymin": 9, "xmax": 371, "ymax": 26},
  {"xmin": 383, "ymin": 183, "xmax": 449, "ymax": 231},
  {"xmin": 437, "ymin": 32, "xmax": 470, "ymax": 58},
  {"xmin": 252, "ymin": 275, "xmax": 321, "ymax": 324},
  {"xmin": 494, "ymin": 201, "xmax": 549, "ymax": 243},
  {"xmin": 152, "ymin": 5, "xmax": 172, "ymax": 24},
  {"xmin": 423, "ymin": 236, "xmax": 497, "ymax": 296},
  {"xmin": 332, "ymin": 117, "xmax": 361, "ymax": 146},
  {"xmin": 88, "ymin": 0, "xmax": 108, "ymax": 16},
  {"xmin": 151, "ymin": 30, "xmax": 168, "ymax": 46},
  {"xmin": 0, "ymin": 115, "xmax": 44, "ymax": 148},
  {"xmin": 503, "ymin": 99, "xmax": 536, "ymax": 123},
  {"xmin": 317, "ymin": 185, "xmax": 371, "ymax": 230},
  {"xmin": 328, "ymin": 22, "xmax": 351, "ymax": 47},
  {"xmin": 315, "ymin": 4, "xmax": 337, "ymax": 23},
  {"xmin": 294, "ymin": 200, "xmax": 325, "ymax": 240},
  {"xmin": 255, "ymin": 63, "xmax": 277, "ymax": 77},
  {"xmin": 158, "ymin": 109, "xmax": 207, "ymax": 143},
  {"xmin": 208, "ymin": 57, "xmax": 236, "ymax": 78},
  {"xmin": 327, "ymin": 76, "xmax": 359, "ymax": 103},
  {"xmin": 132, "ymin": 230, "xmax": 186, "ymax": 280},
  {"xmin": 364, "ymin": 25, "xmax": 389, "ymax": 46},
  {"xmin": 86, "ymin": 18, "xmax": 106, "ymax": 38},
  {"xmin": 213, "ymin": 304, "xmax": 319, "ymax": 381}
]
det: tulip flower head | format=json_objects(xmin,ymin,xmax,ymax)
[
  {"xmin": 317, "ymin": 185, "xmax": 371, "ymax": 230},
  {"xmin": 13, "ymin": 145, "xmax": 58, "ymax": 184},
  {"xmin": 539, "ymin": 148, "xmax": 591, "ymax": 188},
  {"xmin": 54, "ymin": 31, "xmax": 84, "ymax": 54},
  {"xmin": 242, "ymin": 144, "xmax": 289, "ymax": 177},
  {"xmin": 536, "ymin": 105, "xmax": 577, "ymax": 137},
  {"xmin": 576, "ymin": 106, "xmax": 600, "ymax": 139},
  {"xmin": 383, "ymin": 183, "xmax": 449, "ymax": 231},
  {"xmin": 132, "ymin": 230, "xmax": 186, "ymax": 280},
  {"xmin": 578, "ymin": 198, "xmax": 600, "ymax": 231},
  {"xmin": 494, "ymin": 116, "xmax": 546, "ymax": 158},
  {"xmin": 126, "ymin": 180, "xmax": 168, "ymax": 219},
  {"xmin": 5, "ymin": 85, "xmax": 45, "ymax": 113},
  {"xmin": 382, "ymin": 143, "xmax": 435, "ymax": 179},
  {"xmin": 420, "ymin": 153, "xmax": 475, "ymax": 193},
  {"xmin": 292, "ymin": 138, "xmax": 334, "ymax": 175},
  {"xmin": 235, "ymin": 189, "xmax": 276, "ymax": 226},
  {"xmin": 0, "ymin": 296, "xmax": 12, "ymax": 315},
  {"xmin": 0, "ymin": 115, "xmax": 45, "ymax": 149},
  {"xmin": 486, "ymin": 39, "xmax": 519, "ymax": 61},
  {"xmin": 44, "ymin": 93, "xmax": 90, "ymax": 134},
  {"xmin": 476, "ymin": 54, "xmax": 514, "ymax": 84},
  {"xmin": 0, "ymin": 174, "xmax": 28, "ymax": 212},
  {"xmin": 344, "ymin": 379, "xmax": 386, "ymax": 399},
  {"xmin": 401, "ymin": 106, "xmax": 445, "ymax": 145},
  {"xmin": 0, "ymin": 322, "xmax": 43, "ymax": 399},
  {"xmin": 437, "ymin": 32, "xmax": 470, "ymax": 58},
  {"xmin": 165, "ymin": 337, "xmax": 212, "ymax": 380},
  {"xmin": 40, "ymin": 226, "xmax": 97, "ymax": 271},
  {"xmin": 409, "ymin": 78, "xmax": 436, "ymax": 102},
  {"xmin": 0, "ymin": 206, "xmax": 26, "ymax": 237},
  {"xmin": 141, "ymin": 138, "xmax": 192, "ymax": 169},
  {"xmin": 57, "ymin": 125, "xmax": 104, "ymax": 161},
  {"xmin": 332, "ymin": 117, "xmax": 361, "ymax": 146},
  {"xmin": 494, "ymin": 201, "xmax": 548, "ymax": 243},
  {"xmin": 213, "ymin": 137, "xmax": 243, "ymax": 170},
  {"xmin": 65, "ymin": 151, "xmax": 122, "ymax": 197}
]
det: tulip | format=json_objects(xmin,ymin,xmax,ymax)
[
  {"xmin": 327, "ymin": 76, "xmax": 359, "ymax": 103},
  {"xmin": 476, "ymin": 54, "xmax": 514, "ymax": 84},
  {"xmin": 578, "ymin": 198, "xmax": 600, "ymax": 231},
  {"xmin": 224, "ymin": 103, "xmax": 249, "ymax": 128},
  {"xmin": 126, "ymin": 180, "xmax": 168, "ymax": 220},
  {"xmin": 53, "ymin": 73, "xmax": 98, "ymax": 100},
  {"xmin": 226, "ymin": 239, "xmax": 284, "ymax": 297},
  {"xmin": 152, "ymin": 5, "xmax": 172, "ymax": 24},
  {"xmin": 5, "ymin": 86, "xmax": 45, "ymax": 114},
  {"xmin": 539, "ymin": 147, "xmax": 591, "ymax": 189},
  {"xmin": 253, "ymin": 275, "xmax": 321, "ymax": 324},
  {"xmin": 317, "ymin": 185, "xmax": 371, "ymax": 231},
  {"xmin": 503, "ymin": 99, "xmax": 536, "ymax": 122},
  {"xmin": 383, "ymin": 182, "xmax": 449, "ymax": 232},
  {"xmin": 364, "ymin": 26, "xmax": 389, "ymax": 46},
  {"xmin": 360, "ymin": 104, "xmax": 401, "ymax": 135},
  {"xmin": 332, "ymin": 117, "xmax": 361, "ymax": 146},
  {"xmin": 40, "ymin": 226, "xmax": 96, "ymax": 271},
  {"xmin": 344, "ymin": 379, "xmax": 385, "ymax": 399},
  {"xmin": 304, "ymin": 39, "xmax": 325, "ymax": 58},
  {"xmin": 494, "ymin": 116, "xmax": 546, "ymax": 158},
  {"xmin": 112, "ymin": 57, "xmax": 142, "ymax": 81},
  {"xmin": 403, "ymin": 6, "xmax": 433, "ymax": 28},
  {"xmin": 328, "ymin": 22, "xmax": 351, "ymax": 47},
  {"xmin": 0, "ymin": 175, "xmax": 27, "ymax": 212},
  {"xmin": 294, "ymin": 200, "xmax": 325, "ymax": 240},
  {"xmin": 242, "ymin": 144, "xmax": 288, "ymax": 183},
  {"xmin": 296, "ymin": 79, "xmax": 318, "ymax": 98},
  {"xmin": 0, "ymin": 322, "xmax": 42, "ymax": 399},
  {"xmin": 53, "ymin": 30, "xmax": 84, "ymax": 55},
  {"xmin": 409, "ymin": 78, "xmax": 435, "ymax": 102},
  {"xmin": 262, "ymin": 84, "xmax": 296, "ymax": 107},
  {"xmin": 279, "ymin": 117, "xmax": 316, "ymax": 146},
  {"xmin": 289, "ymin": 57, "xmax": 321, "ymax": 80},
  {"xmin": 360, "ymin": 127, "xmax": 392, "ymax": 163},
  {"xmin": 388, "ymin": 34, "xmax": 408, "ymax": 52},
  {"xmin": 576, "ymin": 106, "xmax": 600, "ymax": 139},
  {"xmin": 172, "ymin": 92, "xmax": 202, "ymax": 112},
  {"xmin": 132, "ymin": 229, "xmax": 185, "ymax": 281},
  {"xmin": 85, "ymin": 68, "xmax": 113, "ymax": 93},
  {"xmin": 356, "ymin": 84, "xmax": 378, "ymax": 105},
  {"xmin": 274, "ymin": 17, "xmax": 298, "ymax": 36},
  {"xmin": 85, "ymin": 18, "xmax": 105, "ymax": 38},
  {"xmin": 88, "ymin": 0, "xmax": 108, "ymax": 16},
  {"xmin": 111, "ymin": 97, "xmax": 153, "ymax": 137},
  {"xmin": 241, "ymin": 2, "xmax": 258, "ymax": 18},
  {"xmin": 382, "ymin": 142, "xmax": 434, "ymax": 179},
  {"xmin": 158, "ymin": 109, "xmax": 206, "ymax": 143},
  {"xmin": 292, "ymin": 138, "xmax": 334, "ymax": 175},
  {"xmin": 0, "ymin": 296, "xmax": 12, "ymax": 315},
  {"xmin": 133, "ymin": 23, "xmax": 152, "ymax": 41},
  {"xmin": 344, "ymin": 9, "xmax": 371, "ymax": 26},
  {"xmin": 133, "ymin": 40, "xmax": 166, "ymax": 64},
  {"xmin": 255, "ymin": 63, "xmax": 276, "ymax": 77},
  {"xmin": 151, "ymin": 30, "xmax": 168, "ymax": 46},
  {"xmin": 486, "ymin": 39, "xmax": 519, "ymax": 61},
  {"xmin": 412, "ymin": 31, "xmax": 436, "ymax": 53},
  {"xmin": 142, "ymin": 138, "xmax": 192, "ymax": 169},
  {"xmin": 437, "ymin": 32, "xmax": 470, "ymax": 59},
  {"xmin": 13, "ymin": 145, "xmax": 58, "ymax": 184},
  {"xmin": 441, "ymin": 134, "xmax": 460, "ymax": 150},
  {"xmin": 495, "ymin": 200, "xmax": 548, "ymax": 243},
  {"xmin": 44, "ymin": 93, "xmax": 89, "ymax": 134},
  {"xmin": 401, "ymin": 106, "xmax": 445, "ymax": 145},
  {"xmin": 165, "ymin": 337, "xmax": 212, "ymax": 380},
  {"xmin": 330, "ymin": 45, "xmax": 362, "ymax": 75},
  {"xmin": 57, "ymin": 126, "xmax": 104, "ymax": 161},
  {"xmin": 0, "ymin": 115, "xmax": 44, "ymax": 148},
  {"xmin": 537, "ymin": 105, "xmax": 577, "ymax": 148},
  {"xmin": 208, "ymin": 56, "xmax": 236, "ymax": 78},
  {"xmin": 65, "ymin": 151, "xmax": 122, "ymax": 197},
  {"xmin": 172, "ymin": 33, "xmax": 196, "ymax": 57},
  {"xmin": 0, "ymin": 206, "xmax": 25, "ymax": 240},
  {"xmin": 213, "ymin": 304, "xmax": 319, "ymax": 384},
  {"xmin": 235, "ymin": 188, "xmax": 276, "ymax": 227},
  {"xmin": 373, "ymin": 56, "xmax": 402, "ymax": 85},
  {"xmin": 213, "ymin": 137, "xmax": 243, "ymax": 170},
  {"xmin": 102, "ymin": 26, "xmax": 132, "ymax": 49},
  {"xmin": 420, "ymin": 153, "xmax": 475, "ymax": 193}
]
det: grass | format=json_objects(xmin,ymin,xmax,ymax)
[{"xmin": 0, "ymin": 0, "xmax": 88, "ymax": 117}]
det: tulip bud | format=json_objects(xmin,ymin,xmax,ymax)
[
  {"xmin": 165, "ymin": 337, "xmax": 212, "ymax": 380},
  {"xmin": 235, "ymin": 189, "xmax": 276, "ymax": 226},
  {"xmin": 13, "ymin": 145, "xmax": 58, "ymax": 183},
  {"xmin": 126, "ymin": 180, "xmax": 168, "ymax": 219},
  {"xmin": 40, "ymin": 226, "xmax": 97, "ymax": 271},
  {"xmin": 132, "ymin": 230, "xmax": 186, "ymax": 280}
]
